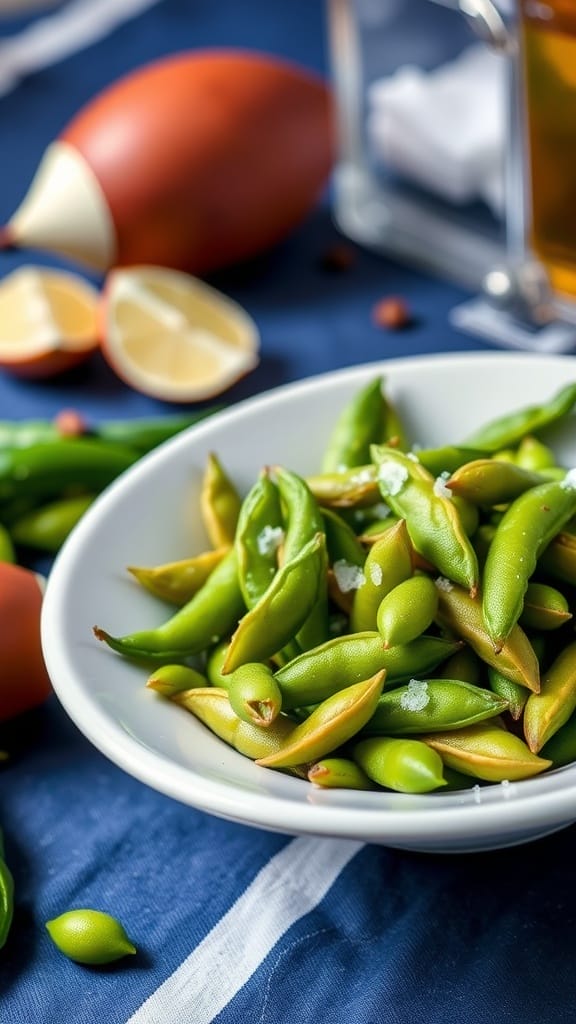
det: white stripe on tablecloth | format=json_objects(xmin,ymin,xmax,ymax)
[
  {"xmin": 128, "ymin": 836, "xmax": 364, "ymax": 1024},
  {"xmin": 0, "ymin": 0, "xmax": 163, "ymax": 98}
]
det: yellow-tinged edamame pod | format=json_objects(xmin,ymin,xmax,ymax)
[
  {"xmin": 200, "ymin": 452, "xmax": 242, "ymax": 548},
  {"xmin": 353, "ymin": 736, "xmax": 446, "ymax": 793},
  {"xmin": 227, "ymin": 662, "xmax": 283, "ymax": 727},
  {"xmin": 274, "ymin": 632, "xmax": 462, "ymax": 710},
  {"xmin": 206, "ymin": 640, "xmax": 232, "ymax": 688},
  {"xmin": 371, "ymin": 445, "xmax": 479, "ymax": 594},
  {"xmin": 256, "ymin": 670, "xmax": 385, "ymax": 768},
  {"xmin": 350, "ymin": 519, "xmax": 413, "ymax": 633},
  {"xmin": 519, "ymin": 582, "xmax": 572, "ymax": 632},
  {"xmin": 487, "ymin": 667, "xmax": 529, "ymax": 721},
  {"xmin": 515, "ymin": 435, "xmax": 558, "ymax": 471},
  {"xmin": 376, "ymin": 574, "xmax": 438, "ymax": 648},
  {"xmin": 172, "ymin": 687, "xmax": 296, "ymax": 760},
  {"xmin": 146, "ymin": 664, "xmax": 209, "ymax": 696},
  {"xmin": 128, "ymin": 547, "xmax": 228, "ymax": 605},
  {"xmin": 434, "ymin": 579, "xmax": 540, "ymax": 692},
  {"xmin": 222, "ymin": 532, "xmax": 326, "ymax": 674},
  {"xmin": 307, "ymin": 757, "xmax": 375, "ymax": 790},
  {"xmin": 447, "ymin": 459, "xmax": 546, "ymax": 506},
  {"xmin": 523, "ymin": 640, "xmax": 576, "ymax": 753},
  {"xmin": 422, "ymin": 720, "xmax": 551, "ymax": 781},
  {"xmin": 306, "ymin": 466, "xmax": 380, "ymax": 508}
]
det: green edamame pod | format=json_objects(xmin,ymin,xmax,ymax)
[
  {"xmin": 95, "ymin": 408, "xmax": 221, "ymax": 452},
  {"xmin": 487, "ymin": 666, "xmax": 529, "ymax": 721},
  {"xmin": 206, "ymin": 640, "xmax": 233, "ymax": 688},
  {"xmin": 200, "ymin": 453, "xmax": 242, "ymax": 549},
  {"xmin": 227, "ymin": 663, "xmax": 283, "ymax": 727},
  {"xmin": 306, "ymin": 466, "xmax": 380, "ymax": 509},
  {"xmin": 461, "ymin": 381, "xmax": 576, "ymax": 451},
  {"xmin": 376, "ymin": 574, "xmax": 438, "ymax": 648},
  {"xmin": 321, "ymin": 507, "xmax": 366, "ymax": 568},
  {"xmin": 541, "ymin": 713, "xmax": 576, "ymax": 767},
  {"xmin": 128, "ymin": 548, "xmax": 228, "ymax": 606},
  {"xmin": 538, "ymin": 529, "xmax": 576, "ymax": 585},
  {"xmin": 437, "ymin": 646, "xmax": 482, "ymax": 685},
  {"xmin": 515, "ymin": 435, "xmax": 558, "ymax": 472},
  {"xmin": 0, "ymin": 439, "xmax": 139, "ymax": 502},
  {"xmin": 11, "ymin": 494, "xmax": 94, "ymax": 552},
  {"xmin": 256, "ymin": 671, "xmax": 385, "ymax": 768},
  {"xmin": 321, "ymin": 376, "xmax": 387, "ymax": 473},
  {"xmin": 94, "ymin": 547, "xmax": 245, "ymax": 662},
  {"xmin": 524, "ymin": 640, "xmax": 576, "ymax": 753},
  {"xmin": 361, "ymin": 678, "xmax": 507, "ymax": 735},
  {"xmin": 518, "ymin": 582, "xmax": 572, "ymax": 632},
  {"xmin": 274, "ymin": 632, "xmax": 462, "ymax": 710},
  {"xmin": 307, "ymin": 757, "xmax": 375, "ymax": 790},
  {"xmin": 434, "ymin": 580, "xmax": 540, "ymax": 692},
  {"xmin": 235, "ymin": 470, "xmax": 283, "ymax": 609},
  {"xmin": 222, "ymin": 533, "xmax": 326, "ymax": 674},
  {"xmin": 371, "ymin": 445, "xmax": 479, "ymax": 594},
  {"xmin": 353, "ymin": 736, "xmax": 446, "ymax": 793},
  {"xmin": 0, "ymin": 830, "xmax": 14, "ymax": 949},
  {"xmin": 146, "ymin": 664, "xmax": 209, "ymax": 696},
  {"xmin": 448, "ymin": 459, "xmax": 546, "ymax": 506},
  {"xmin": 415, "ymin": 446, "xmax": 487, "ymax": 477},
  {"xmin": 423, "ymin": 721, "xmax": 551, "ymax": 781},
  {"xmin": 350, "ymin": 519, "xmax": 413, "ymax": 633},
  {"xmin": 482, "ymin": 478, "xmax": 576, "ymax": 646}
]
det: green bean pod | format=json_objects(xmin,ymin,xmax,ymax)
[
  {"xmin": 128, "ymin": 547, "xmax": 228, "ymax": 606},
  {"xmin": 482, "ymin": 478, "xmax": 576, "ymax": 646},
  {"xmin": 234, "ymin": 470, "xmax": 283, "ymax": 609},
  {"xmin": 371, "ymin": 445, "xmax": 479, "ymax": 594},
  {"xmin": 462, "ymin": 381, "xmax": 576, "ymax": 451},
  {"xmin": 222, "ymin": 533, "xmax": 326, "ymax": 674},
  {"xmin": 350, "ymin": 519, "xmax": 413, "ymax": 632},
  {"xmin": 307, "ymin": 757, "xmax": 375, "ymax": 790},
  {"xmin": 376, "ymin": 574, "xmax": 439, "ymax": 648},
  {"xmin": 524, "ymin": 641, "xmax": 576, "ymax": 753},
  {"xmin": 200, "ymin": 453, "xmax": 242, "ymax": 548},
  {"xmin": 434, "ymin": 581, "xmax": 540, "ymax": 691},
  {"xmin": 447, "ymin": 459, "xmax": 546, "ymax": 506},
  {"xmin": 94, "ymin": 547, "xmax": 245, "ymax": 662},
  {"xmin": 0, "ymin": 830, "xmax": 14, "ymax": 950},
  {"xmin": 274, "ymin": 632, "xmax": 462, "ymax": 710},
  {"xmin": 321, "ymin": 376, "xmax": 387, "ymax": 473},
  {"xmin": 353, "ymin": 736, "xmax": 446, "ymax": 793},
  {"xmin": 422, "ymin": 720, "xmax": 552, "ymax": 781},
  {"xmin": 227, "ymin": 662, "xmax": 283, "ymax": 727},
  {"xmin": 361, "ymin": 678, "xmax": 508, "ymax": 735},
  {"xmin": 256, "ymin": 671, "xmax": 385, "ymax": 768}
]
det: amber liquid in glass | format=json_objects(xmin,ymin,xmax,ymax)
[{"xmin": 521, "ymin": 1, "xmax": 576, "ymax": 298}]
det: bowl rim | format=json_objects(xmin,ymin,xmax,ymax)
[{"xmin": 41, "ymin": 351, "xmax": 576, "ymax": 844}]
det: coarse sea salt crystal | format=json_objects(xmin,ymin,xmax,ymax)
[
  {"xmin": 407, "ymin": 451, "xmax": 420, "ymax": 462},
  {"xmin": 257, "ymin": 524, "xmax": 284, "ymax": 556},
  {"xmin": 560, "ymin": 468, "xmax": 576, "ymax": 490},
  {"xmin": 433, "ymin": 471, "xmax": 452, "ymax": 499},
  {"xmin": 400, "ymin": 678, "xmax": 430, "ymax": 712},
  {"xmin": 351, "ymin": 467, "xmax": 375, "ymax": 485},
  {"xmin": 435, "ymin": 576, "xmax": 453, "ymax": 592},
  {"xmin": 377, "ymin": 461, "xmax": 409, "ymax": 496},
  {"xmin": 369, "ymin": 562, "xmax": 383, "ymax": 586},
  {"xmin": 333, "ymin": 560, "xmax": 366, "ymax": 593},
  {"xmin": 372, "ymin": 502, "xmax": 391, "ymax": 520}
]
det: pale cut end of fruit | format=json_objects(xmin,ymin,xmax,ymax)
[
  {"xmin": 100, "ymin": 265, "xmax": 260, "ymax": 402},
  {"xmin": 0, "ymin": 266, "xmax": 100, "ymax": 378}
]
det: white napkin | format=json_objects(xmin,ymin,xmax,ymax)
[{"xmin": 367, "ymin": 44, "xmax": 506, "ymax": 216}]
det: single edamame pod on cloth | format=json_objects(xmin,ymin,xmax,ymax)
[
  {"xmin": 360, "ymin": 678, "xmax": 508, "ymax": 736},
  {"xmin": 523, "ymin": 640, "xmax": 576, "ymax": 753},
  {"xmin": 376, "ymin": 574, "xmax": 438, "ymax": 649},
  {"xmin": 222, "ymin": 532, "xmax": 326, "ymax": 674},
  {"xmin": 274, "ymin": 632, "xmax": 462, "ymax": 710},
  {"xmin": 45, "ymin": 909, "xmax": 136, "ymax": 965},
  {"xmin": 422, "ymin": 720, "xmax": 551, "ymax": 782},
  {"xmin": 434, "ymin": 579, "xmax": 540, "ymax": 692},
  {"xmin": 0, "ymin": 830, "xmax": 14, "ymax": 949},
  {"xmin": 256, "ymin": 671, "xmax": 385, "ymax": 769},
  {"xmin": 371, "ymin": 445, "xmax": 479, "ymax": 595},
  {"xmin": 349, "ymin": 519, "xmax": 413, "ymax": 633},
  {"xmin": 482, "ymin": 476, "xmax": 576, "ymax": 647},
  {"xmin": 128, "ymin": 547, "xmax": 228, "ymax": 606},
  {"xmin": 353, "ymin": 736, "xmax": 446, "ymax": 793},
  {"xmin": 200, "ymin": 452, "xmax": 242, "ymax": 549},
  {"xmin": 461, "ymin": 380, "xmax": 576, "ymax": 451},
  {"xmin": 94, "ymin": 547, "xmax": 245, "ymax": 662}
]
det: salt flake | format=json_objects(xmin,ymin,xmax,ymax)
[
  {"xmin": 377, "ymin": 461, "xmax": 409, "ymax": 496},
  {"xmin": 399, "ymin": 679, "xmax": 430, "ymax": 712},
  {"xmin": 333, "ymin": 560, "xmax": 366, "ymax": 593},
  {"xmin": 433, "ymin": 471, "xmax": 453, "ymax": 499},
  {"xmin": 435, "ymin": 576, "xmax": 453, "ymax": 592},
  {"xmin": 561, "ymin": 468, "xmax": 576, "ymax": 491},
  {"xmin": 369, "ymin": 562, "xmax": 383, "ymax": 586},
  {"xmin": 257, "ymin": 525, "xmax": 284, "ymax": 556}
]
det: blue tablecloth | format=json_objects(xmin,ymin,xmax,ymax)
[{"xmin": 1, "ymin": 2, "xmax": 575, "ymax": 1022}]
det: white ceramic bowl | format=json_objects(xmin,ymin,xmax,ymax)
[{"xmin": 41, "ymin": 352, "xmax": 576, "ymax": 853}]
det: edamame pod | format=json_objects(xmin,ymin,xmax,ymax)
[
  {"xmin": 146, "ymin": 664, "xmax": 209, "ymax": 696},
  {"xmin": 376, "ymin": 574, "xmax": 438, "ymax": 648},
  {"xmin": 462, "ymin": 381, "xmax": 576, "ymax": 451},
  {"xmin": 353, "ymin": 736, "xmax": 446, "ymax": 793},
  {"xmin": 200, "ymin": 453, "xmax": 242, "ymax": 548},
  {"xmin": 0, "ymin": 831, "xmax": 14, "ymax": 949},
  {"xmin": 321, "ymin": 376, "xmax": 387, "ymax": 473},
  {"xmin": 234, "ymin": 470, "xmax": 283, "ymax": 609},
  {"xmin": 227, "ymin": 663, "xmax": 283, "ymax": 727},
  {"xmin": 519, "ymin": 582, "xmax": 572, "ymax": 632},
  {"xmin": 128, "ymin": 548, "xmax": 228, "ymax": 606},
  {"xmin": 307, "ymin": 757, "xmax": 375, "ymax": 790},
  {"xmin": 447, "ymin": 459, "xmax": 546, "ymax": 506},
  {"xmin": 172, "ymin": 687, "xmax": 296, "ymax": 760},
  {"xmin": 350, "ymin": 519, "xmax": 413, "ymax": 633},
  {"xmin": 422, "ymin": 720, "xmax": 551, "ymax": 781},
  {"xmin": 524, "ymin": 641, "xmax": 576, "ymax": 753},
  {"xmin": 361, "ymin": 678, "xmax": 507, "ymax": 735}
]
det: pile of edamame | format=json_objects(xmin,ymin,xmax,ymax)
[{"xmin": 96, "ymin": 377, "xmax": 576, "ymax": 795}]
